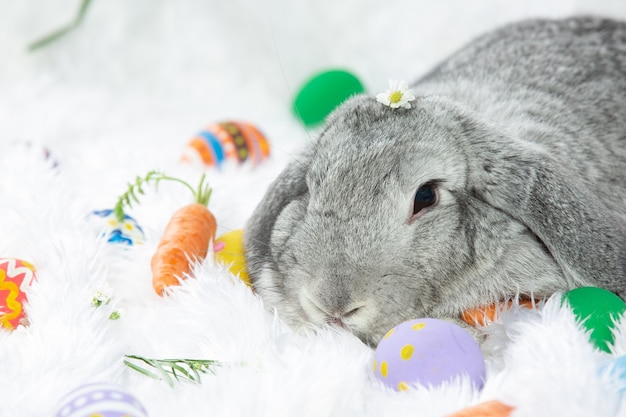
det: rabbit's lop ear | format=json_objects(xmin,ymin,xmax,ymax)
[
  {"xmin": 466, "ymin": 128, "xmax": 626, "ymax": 294},
  {"xmin": 245, "ymin": 149, "xmax": 311, "ymax": 278}
]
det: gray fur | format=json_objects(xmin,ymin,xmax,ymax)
[{"xmin": 245, "ymin": 17, "xmax": 626, "ymax": 346}]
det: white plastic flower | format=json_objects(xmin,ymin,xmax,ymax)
[
  {"xmin": 376, "ymin": 79, "xmax": 416, "ymax": 109},
  {"xmin": 91, "ymin": 290, "xmax": 111, "ymax": 307}
]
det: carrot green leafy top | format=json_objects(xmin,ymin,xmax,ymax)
[{"xmin": 114, "ymin": 170, "xmax": 212, "ymax": 222}]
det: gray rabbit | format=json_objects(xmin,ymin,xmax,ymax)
[{"xmin": 244, "ymin": 17, "xmax": 626, "ymax": 346}]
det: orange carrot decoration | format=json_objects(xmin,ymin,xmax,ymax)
[
  {"xmin": 114, "ymin": 171, "xmax": 216, "ymax": 295},
  {"xmin": 444, "ymin": 400, "xmax": 514, "ymax": 417},
  {"xmin": 150, "ymin": 203, "xmax": 216, "ymax": 295},
  {"xmin": 461, "ymin": 299, "xmax": 536, "ymax": 326}
]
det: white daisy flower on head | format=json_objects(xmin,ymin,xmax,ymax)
[{"xmin": 376, "ymin": 79, "xmax": 416, "ymax": 109}]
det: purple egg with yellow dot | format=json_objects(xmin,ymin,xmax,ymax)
[
  {"xmin": 54, "ymin": 382, "xmax": 148, "ymax": 417},
  {"xmin": 373, "ymin": 318, "xmax": 485, "ymax": 391}
]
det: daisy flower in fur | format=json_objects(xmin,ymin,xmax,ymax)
[{"xmin": 376, "ymin": 79, "xmax": 416, "ymax": 109}]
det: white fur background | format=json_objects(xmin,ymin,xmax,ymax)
[{"xmin": 2, "ymin": 1, "xmax": 626, "ymax": 416}]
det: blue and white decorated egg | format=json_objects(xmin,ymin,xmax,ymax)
[{"xmin": 89, "ymin": 209, "xmax": 145, "ymax": 245}]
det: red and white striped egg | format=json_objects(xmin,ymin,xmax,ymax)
[{"xmin": 0, "ymin": 257, "xmax": 37, "ymax": 330}]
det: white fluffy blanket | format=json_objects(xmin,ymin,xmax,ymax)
[{"xmin": 2, "ymin": 1, "xmax": 626, "ymax": 416}]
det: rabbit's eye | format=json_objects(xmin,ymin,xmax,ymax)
[{"xmin": 411, "ymin": 183, "xmax": 437, "ymax": 218}]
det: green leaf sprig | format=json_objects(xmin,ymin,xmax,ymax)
[
  {"xmin": 114, "ymin": 170, "xmax": 212, "ymax": 223},
  {"xmin": 124, "ymin": 355, "xmax": 221, "ymax": 387},
  {"xmin": 28, "ymin": 0, "xmax": 94, "ymax": 51}
]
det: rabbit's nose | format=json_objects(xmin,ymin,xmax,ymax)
[
  {"xmin": 325, "ymin": 304, "xmax": 365, "ymax": 328},
  {"xmin": 327, "ymin": 316, "xmax": 346, "ymax": 328},
  {"xmin": 300, "ymin": 289, "xmax": 366, "ymax": 326}
]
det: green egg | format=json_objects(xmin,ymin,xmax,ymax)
[
  {"xmin": 292, "ymin": 69, "xmax": 366, "ymax": 128},
  {"xmin": 562, "ymin": 287, "xmax": 626, "ymax": 353}
]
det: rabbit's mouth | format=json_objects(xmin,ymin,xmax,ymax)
[
  {"xmin": 326, "ymin": 317, "xmax": 347, "ymax": 329},
  {"xmin": 298, "ymin": 289, "xmax": 370, "ymax": 332}
]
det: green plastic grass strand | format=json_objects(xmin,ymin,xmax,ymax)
[
  {"xmin": 114, "ymin": 171, "xmax": 211, "ymax": 222},
  {"xmin": 28, "ymin": 0, "xmax": 94, "ymax": 51},
  {"xmin": 76, "ymin": 0, "xmax": 94, "ymax": 19},
  {"xmin": 28, "ymin": 26, "xmax": 77, "ymax": 51}
]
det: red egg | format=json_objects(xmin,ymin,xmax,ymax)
[{"xmin": 0, "ymin": 258, "xmax": 37, "ymax": 330}]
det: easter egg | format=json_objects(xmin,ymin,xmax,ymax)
[
  {"xmin": 90, "ymin": 209, "xmax": 145, "ymax": 245},
  {"xmin": 214, "ymin": 229, "xmax": 250, "ymax": 286},
  {"xmin": 13, "ymin": 140, "xmax": 59, "ymax": 168},
  {"xmin": 605, "ymin": 355, "xmax": 626, "ymax": 394},
  {"xmin": 54, "ymin": 382, "xmax": 148, "ymax": 417},
  {"xmin": 181, "ymin": 121, "xmax": 270, "ymax": 168},
  {"xmin": 373, "ymin": 318, "xmax": 485, "ymax": 391},
  {"xmin": 0, "ymin": 258, "xmax": 36, "ymax": 330},
  {"xmin": 562, "ymin": 287, "xmax": 626, "ymax": 353},
  {"xmin": 292, "ymin": 69, "xmax": 366, "ymax": 127}
]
